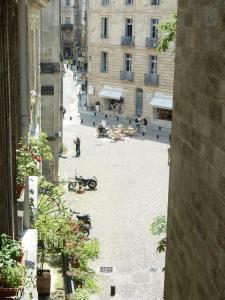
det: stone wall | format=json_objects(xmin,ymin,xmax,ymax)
[{"xmin": 165, "ymin": 1, "xmax": 225, "ymax": 299}]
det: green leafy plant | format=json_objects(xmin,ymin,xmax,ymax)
[
  {"xmin": 157, "ymin": 13, "xmax": 177, "ymax": 52},
  {"xmin": 150, "ymin": 215, "xmax": 167, "ymax": 236},
  {"xmin": 28, "ymin": 133, "xmax": 53, "ymax": 161},
  {"xmin": 1, "ymin": 264, "xmax": 24, "ymax": 288},
  {"xmin": 72, "ymin": 287, "xmax": 90, "ymax": 300},
  {"xmin": 16, "ymin": 133, "xmax": 53, "ymax": 185},
  {"xmin": 150, "ymin": 216, "xmax": 167, "ymax": 254}
]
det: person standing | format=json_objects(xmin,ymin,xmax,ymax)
[
  {"xmin": 135, "ymin": 115, "xmax": 141, "ymax": 132},
  {"xmin": 142, "ymin": 118, "xmax": 147, "ymax": 136},
  {"xmin": 74, "ymin": 137, "xmax": 81, "ymax": 157}
]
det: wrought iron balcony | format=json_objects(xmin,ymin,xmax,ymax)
[
  {"xmin": 151, "ymin": 0, "xmax": 160, "ymax": 5},
  {"xmin": 61, "ymin": 24, "xmax": 73, "ymax": 30},
  {"xmin": 120, "ymin": 71, "xmax": 134, "ymax": 81},
  {"xmin": 144, "ymin": 73, "xmax": 159, "ymax": 85},
  {"xmin": 121, "ymin": 36, "xmax": 135, "ymax": 46},
  {"xmin": 146, "ymin": 37, "xmax": 158, "ymax": 48},
  {"xmin": 101, "ymin": 0, "xmax": 110, "ymax": 5}
]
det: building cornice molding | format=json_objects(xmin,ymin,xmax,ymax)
[{"xmin": 29, "ymin": 0, "xmax": 49, "ymax": 9}]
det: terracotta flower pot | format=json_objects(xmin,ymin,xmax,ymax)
[
  {"xmin": 0, "ymin": 287, "xmax": 23, "ymax": 298},
  {"xmin": 16, "ymin": 184, "xmax": 25, "ymax": 199},
  {"xmin": 37, "ymin": 269, "xmax": 51, "ymax": 296}
]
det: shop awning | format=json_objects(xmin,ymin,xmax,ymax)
[
  {"xmin": 150, "ymin": 92, "xmax": 173, "ymax": 110},
  {"xmin": 99, "ymin": 89, "xmax": 123, "ymax": 100}
]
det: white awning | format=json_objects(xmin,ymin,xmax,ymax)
[
  {"xmin": 150, "ymin": 92, "xmax": 173, "ymax": 110},
  {"xmin": 99, "ymin": 89, "xmax": 123, "ymax": 100}
]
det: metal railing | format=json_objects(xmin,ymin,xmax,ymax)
[
  {"xmin": 120, "ymin": 71, "xmax": 134, "ymax": 81},
  {"xmin": 61, "ymin": 24, "xmax": 73, "ymax": 30},
  {"xmin": 101, "ymin": 0, "xmax": 110, "ymax": 5},
  {"xmin": 121, "ymin": 36, "xmax": 135, "ymax": 46},
  {"xmin": 145, "ymin": 37, "xmax": 158, "ymax": 48},
  {"xmin": 151, "ymin": 0, "xmax": 160, "ymax": 5},
  {"xmin": 144, "ymin": 73, "xmax": 159, "ymax": 85}
]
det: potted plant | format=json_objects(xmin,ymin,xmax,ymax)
[
  {"xmin": 16, "ymin": 133, "xmax": 53, "ymax": 199},
  {"xmin": 95, "ymin": 101, "xmax": 100, "ymax": 113},
  {"xmin": 0, "ymin": 234, "xmax": 25, "ymax": 298}
]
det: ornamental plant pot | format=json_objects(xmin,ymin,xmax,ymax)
[
  {"xmin": 0, "ymin": 287, "xmax": 23, "ymax": 298},
  {"xmin": 16, "ymin": 184, "xmax": 25, "ymax": 199},
  {"xmin": 37, "ymin": 269, "xmax": 51, "ymax": 296}
]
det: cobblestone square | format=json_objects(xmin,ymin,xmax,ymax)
[{"xmin": 59, "ymin": 70, "xmax": 169, "ymax": 300}]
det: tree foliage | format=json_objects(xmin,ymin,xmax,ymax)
[
  {"xmin": 157, "ymin": 13, "xmax": 177, "ymax": 52},
  {"xmin": 150, "ymin": 215, "xmax": 167, "ymax": 236}
]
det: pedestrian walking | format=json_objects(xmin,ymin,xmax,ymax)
[
  {"xmin": 63, "ymin": 107, "xmax": 66, "ymax": 119},
  {"xmin": 74, "ymin": 137, "xmax": 81, "ymax": 157},
  {"xmin": 135, "ymin": 115, "xmax": 141, "ymax": 133},
  {"xmin": 142, "ymin": 118, "xmax": 147, "ymax": 136}
]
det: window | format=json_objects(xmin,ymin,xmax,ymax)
[
  {"xmin": 65, "ymin": 17, "xmax": 70, "ymax": 24},
  {"xmin": 156, "ymin": 108, "xmax": 172, "ymax": 121},
  {"xmin": 125, "ymin": 53, "xmax": 132, "ymax": 71},
  {"xmin": 66, "ymin": 0, "xmax": 70, "ymax": 5},
  {"xmin": 125, "ymin": 0, "xmax": 133, "ymax": 5},
  {"xmin": 101, "ymin": 52, "xmax": 108, "ymax": 72},
  {"xmin": 102, "ymin": 0, "xmax": 110, "ymax": 5},
  {"xmin": 150, "ymin": 55, "xmax": 157, "ymax": 74},
  {"xmin": 151, "ymin": 0, "xmax": 160, "ymax": 5},
  {"xmin": 151, "ymin": 19, "xmax": 159, "ymax": 39},
  {"xmin": 125, "ymin": 18, "xmax": 133, "ymax": 38},
  {"xmin": 101, "ymin": 18, "xmax": 109, "ymax": 38}
]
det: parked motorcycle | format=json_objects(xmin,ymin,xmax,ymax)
[
  {"xmin": 68, "ymin": 172, "xmax": 98, "ymax": 191},
  {"xmin": 70, "ymin": 209, "xmax": 91, "ymax": 236}
]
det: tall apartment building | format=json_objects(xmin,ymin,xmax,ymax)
[
  {"xmin": 87, "ymin": 0, "xmax": 176, "ymax": 135},
  {"xmin": 74, "ymin": 0, "xmax": 87, "ymax": 70},
  {"xmin": 61, "ymin": 0, "xmax": 75, "ymax": 58}
]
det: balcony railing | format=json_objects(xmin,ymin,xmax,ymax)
[
  {"xmin": 101, "ymin": 0, "xmax": 110, "ymax": 5},
  {"xmin": 61, "ymin": 24, "xmax": 73, "ymax": 30},
  {"xmin": 144, "ymin": 73, "xmax": 159, "ymax": 85},
  {"xmin": 120, "ymin": 71, "xmax": 134, "ymax": 81},
  {"xmin": 146, "ymin": 37, "xmax": 158, "ymax": 48},
  {"xmin": 121, "ymin": 36, "xmax": 135, "ymax": 46},
  {"xmin": 151, "ymin": 0, "xmax": 160, "ymax": 5}
]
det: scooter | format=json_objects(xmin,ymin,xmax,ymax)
[{"xmin": 68, "ymin": 172, "xmax": 98, "ymax": 191}]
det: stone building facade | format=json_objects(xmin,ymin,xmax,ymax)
[
  {"xmin": 86, "ymin": 0, "xmax": 176, "ymax": 134},
  {"xmin": 61, "ymin": 0, "xmax": 75, "ymax": 58},
  {"xmin": 165, "ymin": 1, "xmax": 225, "ymax": 299},
  {"xmin": 41, "ymin": 0, "xmax": 63, "ymax": 183},
  {"xmin": 0, "ymin": 0, "xmax": 48, "ymax": 237},
  {"xmin": 74, "ymin": 0, "xmax": 87, "ymax": 70}
]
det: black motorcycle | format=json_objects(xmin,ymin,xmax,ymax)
[
  {"xmin": 70, "ymin": 209, "xmax": 91, "ymax": 236},
  {"xmin": 68, "ymin": 173, "xmax": 98, "ymax": 191}
]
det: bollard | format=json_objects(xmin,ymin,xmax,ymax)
[
  {"xmin": 93, "ymin": 122, "xmax": 95, "ymax": 126},
  {"xmin": 156, "ymin": 135, "xmax": 159, "ymax": 139},
  {"xmin": 110, "ymin": 286, "xmax": 116, "ymax": 296},
  {"xmin": 94, "ymin": 112, "xmax": 96, "ymax": 116},
  {"xmin": 81, "ymin": 118, "xmax": 83, "ymax": 123},
  {"xmin": 117, "ymin": 117, "xmax": 119, "ymax": 121},
  {"xmin": 158, "ymin": 126, "xmax": 161, "ymax": 130},
  {"xmin": 70, "ymin": 116, "xmax": 72, "ymax": 121},
  {"xmin": 105, "ymin": 114, "xmax": 107, "ymax": 118},
  {"xmin": 129, "ymin": 120, "xmax": 131, "ymax": 124}
]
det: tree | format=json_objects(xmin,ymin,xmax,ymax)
[
  {"xmin": 157, "ymin": 13, "xmax": 177, "ymax": 52},
  {"xmin": 150, "ymin": 215, "xmax": 167, "ymax": 253}
]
